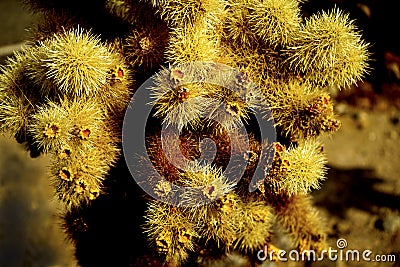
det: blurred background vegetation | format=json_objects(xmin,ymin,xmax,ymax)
[{"xmin": 0, "ymin": 0, "xmax": 399, "ymax": 266}]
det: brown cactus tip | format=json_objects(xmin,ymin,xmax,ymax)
[
  {"xmin": 59, "ymin": 145, "xmax": 72, "ymax": 159},
  {"xmin": 79, "ymin": 126, "xmax": 91, "ymax": 140},
  {"xmin": 177, "ymin": 86, "xmax": 190, "ymax": 102},
  {"xmin": 74, "ymin": 180, "xmax": 86, "ymax": 194},
  {"xmin": 59, "ymin": 167, "xmax": 73, "ymax": 181},
  {"xmin": 203, "ymin": 185, "xmax": 217, "ymax": 200},
  {"xmin": 43, "ymin": 123, "xmax": 61, "ymax": 138},
  {"xmin": 111, "ymin": 65, "xmax": 126, "ymax": 81},
  {"xmin": 89, "ymin": 188, "xmax": 100, "ymax": 200},
  {"xmin": 274, "ymin": 142, "xmax": 284, "ymax": 153}
]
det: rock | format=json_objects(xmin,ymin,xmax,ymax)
[
  {"xmin": 382, "ymin": 214, "xmax": 400, "ymax": 234},
  {"xmin": 353, "ymin": 111, "xmax": 369, "ymax": 129},
  {"xmin": 335, "ymin": 103, "xmax": 348, "ymax": 115}
]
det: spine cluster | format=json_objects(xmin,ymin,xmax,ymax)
[{"xmin": 0, "ymin": 27, "xmax": 132, "ymax": 208}]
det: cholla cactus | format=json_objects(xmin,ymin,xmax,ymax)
[{"xmin": 0, "ymin": 0, "xmax": 369, "ymax": 266}]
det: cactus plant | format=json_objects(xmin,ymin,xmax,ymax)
[{"xmin": 0, "ymin": 0, "xmax": 369, "ymax": 266}]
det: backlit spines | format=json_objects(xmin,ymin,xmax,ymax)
[
  {"xmin": 29, "ymin": 98, "xmax": 119, "ymax": 208},
  {"xmin": 151, "ymin": 79, "xmax": 211, "ymax": 130},
  {"xmin": 100, "ymin": 41, "xmax": 134, "ymax": 116},
  {"xmin": 266, "ymin": 140, "xmax": 327, "ymax": 196},
  {"xmin": 223, "ymin": 1, "xmax": 255, "ymax": 47},
  {"xmin": 30, "ymin": 101, "xmax": 72, "ymax": 152},
  {"xmin": 0, "ymin": 51, "xmax": 39, "ymax": 136},
  {"xmin": 285, "ymin": 8, "xmax": 370, "ymax": 88},
  {"xmin": 150, "ymin": 64, "xmax": 268, "ymax": 131},
  {"xmin": 27, "ymin": 27, "xmax": 114, "ymax": 97},
  {"xmin": 206, "ymin": 82, "xmax": 266, "ymax": 130},
  {"xmin": 178, "ymin": 163, "xmax": 235, "ymax": 206},
  {"xmin": 51, "ymin": 146, "xmax": 103, "ymax": 207},
  {"xmin": 267, "ymin": 194, "xmax": 328, "ymax": 254},
  {"xmin": 143, "ymin": 201, "xmax": 199, "ymax": 266},
  {"xmin": 265, "ymin": 79, "xmax": 340, "ymax": 140},
  {"xmin": 248, "ymin": 0, "xmax": 301, "ymax": 47},
  {"xmin": 195, "ymin": 191, "xmax": 242, "ymax": 248},
  {"xmin": 153, "ymin": 0, "xmax": 227, "ymax": 28},
  {"xmin": 50, "ymin": 133, "xmax": 119, "ymax": 208},
  {"xmin": 26, "ymin": 27, "xmax": 133, "ymax": 115},
  {"xmin": 233, "ymin": 199, "xmax": 274, "ymax": 253},
  {"xmin": 30, "ymin": 98, "xmax": 104, "ymax": 150},
  {"xmin": 166, "ymin": 22, "xmax": 221, "ymax": 64}
]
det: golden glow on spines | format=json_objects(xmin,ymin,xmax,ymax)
[
  {"xmin": 285, "ymin": 8, "xmax": 370, "ymax": 88},
  {"xmin": 27, "ymin": 27, "xmax": 114, "ymax": 97}
]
